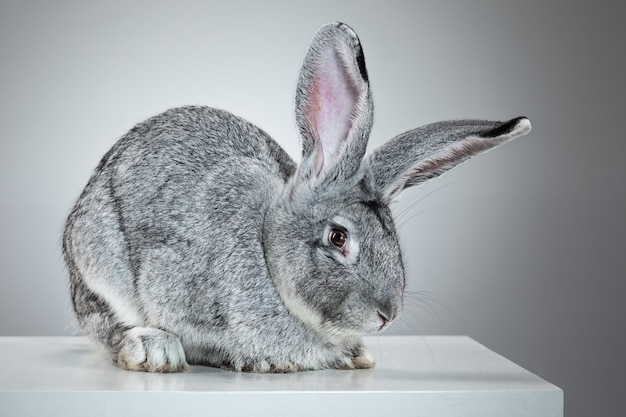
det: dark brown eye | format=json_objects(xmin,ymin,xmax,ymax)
[{"xmin": 329, "ymin": 229, "xmax": 348, "ymax": 249}]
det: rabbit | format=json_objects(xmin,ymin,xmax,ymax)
[{"xmin": 62, "ymin": 22, "xmax": 531, "ymax": 373}]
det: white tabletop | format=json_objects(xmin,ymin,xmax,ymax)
[{"xmin": 0, "ymin": 335, "xmax": 562, "ymax": 417}]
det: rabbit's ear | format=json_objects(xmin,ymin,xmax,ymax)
[
  {"xmin": 295, "ymin": 22, "xmax": 373, "ymax": 180},
  {"xmin": 363, "ymin": 117, "xmax": 531, "ymax": 203}
]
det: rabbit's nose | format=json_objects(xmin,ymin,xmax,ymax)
[
  {"xmin": 378, "ymin": 298, "xmax": 398, "ymax": 319},
  {"xmin": 376, "ymin": 298, "xmax": 399, "ymax": 331},
  {"xmin": 375, "ymin": 295, "xmax": 401, "ymax": 330},
  {"xmin": 377, "ymin": 310, "xmax": 390, "ymax": 330}
]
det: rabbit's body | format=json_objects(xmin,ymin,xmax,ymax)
[
  {"xmin": 64, "ymin": 107, "xmax": 373, "ymax": 371},
  {"xmin": 64, "ymin": 22, "xmax": 531, "ymax": 372}
]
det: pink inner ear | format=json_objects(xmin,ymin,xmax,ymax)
[{"xmin": 309, "ymin": 47, "xmax": 358, "ymax": 172}]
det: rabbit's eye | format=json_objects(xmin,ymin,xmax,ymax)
[{"xmin": 329, "ymin": 229, "xmax": 348, "ymax": 249}]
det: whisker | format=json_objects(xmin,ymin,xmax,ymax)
[
  {"xmin": 393, "ymin": 181, "xmax": 462, "ymax": 223},
  {"xmin": 404, "ymin": 302, "xmax": 445, "ymax": 334},
  {"xmin": 402, "ymin": 290, "xmax": 459, "ymax": 334},
  {"xmin": 398, "ymin": 297, "xmax": 447, "ymax": 345},
  {"xmin": 393, "ymin": 316, "xmax": 436, "ymax": 363},
  {"xmin": 408, "ymin": 290, "xmax": 467, "ymax": 329},
  {"xmin": 396, "ymin": 206, "xmax": 448, "ymax": 230}
]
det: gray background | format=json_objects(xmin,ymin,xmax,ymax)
[{"xmin": 1, "ymin": 1, "xmax": 624, "ymax": 415}]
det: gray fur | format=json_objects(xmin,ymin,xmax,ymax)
[{"xmin": 63, "ymin": 22, "xmax": 531, "ymax": 373}]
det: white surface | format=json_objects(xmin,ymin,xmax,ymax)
[{"xmin": 0, "ymin": 336, "xmax": 562, "ymax": 416}]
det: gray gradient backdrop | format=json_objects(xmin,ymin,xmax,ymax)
[{"xmin": 1, "ymin": 1, "xmax": 624, "ymax": 415}]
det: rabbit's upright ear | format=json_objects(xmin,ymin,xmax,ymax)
[
  {"xmin": 363, "ymin": 117, "xmax": 531, "ymax": 203},
  {"xmin": 295, "ymin": 22, "xmax": 373, "ymax": 180}
]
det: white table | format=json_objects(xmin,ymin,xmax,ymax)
[{"xmin": 0, "ymin": 336, "xmax": 562, "ymax": 417}]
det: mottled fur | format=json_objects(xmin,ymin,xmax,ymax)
[{"xmin": 63, "ymin": 22, "xmax": 531, "ymax": 372}]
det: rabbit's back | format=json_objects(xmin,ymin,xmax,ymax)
[
  {"xmin": 86, "ymin": 106, "xmax": 295, "ymax": 262},
  {"xmin": 64, "ymin": 106, "xmax": 297, "ymax": 353},
  {"xmin": 105, "ymin": 106, "xmax": 295, "ymax": 188}
]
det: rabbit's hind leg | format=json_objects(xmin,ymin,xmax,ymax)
[
  {"xmin": 69, "ymin": 268, "xmax": 189, "ymax": 372},
  {"xmin": 116, "ymin": 326, "xmax": 189, "ymax": 372}
]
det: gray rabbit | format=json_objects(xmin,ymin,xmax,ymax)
[{"xmin": 63, "ymin": 22, "xmax": 531, "ymax": 373}]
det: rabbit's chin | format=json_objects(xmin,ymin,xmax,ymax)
[
  {"xmin": 279, "ymin": 292, "xmax": 391, "ymax": 339},
  {"xmin": 314, "ymin": 312, "xmax": 394, "ymax": 341}
]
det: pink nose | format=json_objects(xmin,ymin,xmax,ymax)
[{"xmin": 377, "ymin": 310, "xmax": 390, "ymax": 330}]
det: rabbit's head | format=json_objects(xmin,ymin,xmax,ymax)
[{"xmin": 264, "ymin": 22, "xmax": 531, "ymax": 339}]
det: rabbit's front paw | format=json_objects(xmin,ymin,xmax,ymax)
[
  {"xmin": 115, "ymin": 327, "xmax": 190, "ymax": 372},
  {"xmin": 351, "ymin": 349, "xmax": 375, "ymax": 369},
  {"xmin": 333, "ymin": 348, "xmax": 375, "ymax": 370}
]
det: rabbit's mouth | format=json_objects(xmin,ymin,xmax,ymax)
[{"xmin": 322, "ymin": 307, "xmax": 398, "ymax": 337}]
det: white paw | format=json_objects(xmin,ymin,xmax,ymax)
[
  {"xmin": 351, "ymin": 349, "xmax": 375, "ymax": 369},
  {"xmin": 116, "ymin": 327, "xmax": 190, "ymax": 372},
  {"xmin": 334, "ymin": 348, "xmax": 375, "ymax": 370}
]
